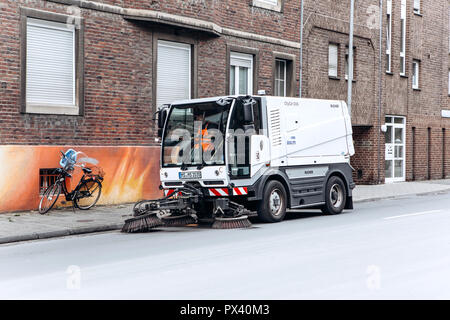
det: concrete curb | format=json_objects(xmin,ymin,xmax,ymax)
[
  {"xmin": 0, "ymin": 223, "xmax": 123, "ymax": 245},
  {"xmin": 353, "ymin": 187, "xmax": 450, "ymax": 204}
]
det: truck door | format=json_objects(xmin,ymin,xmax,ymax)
[{"xmin": 227, "ymin": 99, "xmax": 262, "ymax": 179}]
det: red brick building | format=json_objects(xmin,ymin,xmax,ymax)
[{"xmin": 0, "ymin": 0, "xmax": 449, "ymax": 212}]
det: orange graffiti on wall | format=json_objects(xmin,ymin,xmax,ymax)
[{"xmin": 0, "ymin": 145, "xmax": 162, "ymax": 213}]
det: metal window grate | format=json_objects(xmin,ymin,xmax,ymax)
[{"xmin": 39, "ymin": 168, "xmax": 58, "ymax": 195}]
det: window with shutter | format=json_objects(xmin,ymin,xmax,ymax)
[
  {"xmin": 328, "ymin": 44, "xmax": 338, "ymax": 78},
  {"xmin": 25, "ymin": 18, "xmax": 78, "ymax": 114},
  {"xmin": 157, "ymin": 40, "xmax": 191, "ymax": 107}
]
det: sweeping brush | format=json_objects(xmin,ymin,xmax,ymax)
[
  {"xmin": 121, "ymin": 212, "xmax": 163, "ymax": 233},
  {"xmin": 161, "ymin": 214, "xmax": 197, "ymax": 227},
  {"xmin": 212, "ymin": 215, "xmax": 252, "ymax": 229}
]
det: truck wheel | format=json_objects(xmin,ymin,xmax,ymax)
[
  {"xmin": 258, "ymin": 180, "xmax": 287, "ymax": 223},
  {"xmin": 321, "ymin": 176, "xmax": 347, "ymax": 215}
]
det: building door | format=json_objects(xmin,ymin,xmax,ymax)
[{"xmin": 385, "ymin": 116, "xmax": 406, "ymax": 183}]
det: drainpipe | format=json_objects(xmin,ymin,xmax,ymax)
[
  {"xmin": 347, "ymin": 0, "xmax": 355, "ymax": 117},
  {"xmin": 377, "ymin": 0, "xmax": 383, "ymax": 184},
  {"xmin": 299, "ymin": 0, "xmax": 304, "ymax": 97}
]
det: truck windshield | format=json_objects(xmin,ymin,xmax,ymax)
[{"xmin": 162, "ymin": 102, "xmax": 231, "ymax": 168}]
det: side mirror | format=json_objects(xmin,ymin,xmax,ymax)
[
  {"xmin": 243, "ymin": 102, "xmax": 254, "ymax": 123},
  {"xmin": 157, "ymin": 108, "xmax": 169, "ymax": 138},
  {"xmin": 158, "ymin": 109, "xmax": 168, "ymax": 129}
]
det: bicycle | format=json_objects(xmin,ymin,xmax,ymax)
[{"xmin": 39, "ymin": 150, "xmax": 104, "ymax": 214}]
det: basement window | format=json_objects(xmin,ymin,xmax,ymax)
[{"xmin": 39, "ymin": 168, "xmax": 59, "ymax": 195}]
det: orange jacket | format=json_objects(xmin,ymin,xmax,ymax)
[{"xmin": 194, "ymin": 124, "xmax": 212, "ymax": 151}]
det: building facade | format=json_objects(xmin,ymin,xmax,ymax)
[{"xmin": 0, "ymin": 0, "xmax": 449, "ymax": 212}]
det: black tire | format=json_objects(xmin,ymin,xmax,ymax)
[
  {"xmin": 73, "ymin": 179, "xmax": 102, "ymax": 210},
  {"xmin": 257, "ymin": 180, "xmax": 287, "ymax": 223},
  {"xmin": 321, "ymin": 176, "xmax": 347, "ymax": 215},
  {"xmin": 39, "ymin": 182, "xmax": 61, "ymax": 214}
]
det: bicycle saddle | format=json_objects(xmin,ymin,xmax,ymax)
[{"xmin": 82, "ymin": 167, "xmax": 92, "ymax": 174}]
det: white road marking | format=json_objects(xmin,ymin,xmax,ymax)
[{"xmin": 384, "ymin": 210, "xmax": 444, "ymax": 220}]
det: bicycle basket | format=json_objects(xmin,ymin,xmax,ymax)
[{"xmin": 87, "ymin": 166, "xmax": 105, "ymax": 179}]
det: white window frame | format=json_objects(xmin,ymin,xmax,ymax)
[
  {"xmin": 386, "ymin": 0, "xmax": 392, "ymax": 72},
  {"xmin": 412, "ymin": 60, "xmax": 420, "ymax": 89},
  {"xmin": 230, "ymin": 52, "xmax": 253, "ymax": 96},
  {"xmin": 328, "ymin": 43, "xmax": 338, "ymax": 78},
  {"xmin": 414, "ymin": 0, "xmax": 421, "ymax": 14},
  {"xmin": 274, "ymin": 59, "xmax": 287, "ymax": 96},
  {"xmin": 400, "ymin": 0, "xmax": 407, "ymax": 76},
  {"xmin": 25, "ymin": 18, "xmax": 78, "ymax": 115}
]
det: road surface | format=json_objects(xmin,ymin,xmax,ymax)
[{"xmin": 1, "ymin": 192, "xmax": 450, "ymax": 299}]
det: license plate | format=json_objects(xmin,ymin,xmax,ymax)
[{"xmin": 179, "ymin": 171, "xmax": 202, "ymax": 179}]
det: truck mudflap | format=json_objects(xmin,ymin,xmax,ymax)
[{"xmin": 345, "ymin": 196, "xmax": 354, "ymax": 210}]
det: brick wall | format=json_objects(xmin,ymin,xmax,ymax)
[
  {"xmin": 0, "ymin": 0, "xmax": 301, "ymax": 146},
  {"xmin": 0, "ymin": 0, "xmax": 157, "ymax": 145}
]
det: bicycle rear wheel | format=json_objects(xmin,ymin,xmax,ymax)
[
  {"xmin": 39, "ymin": 182, "xmax": 61, "ymax": 214},
  {"xmin": 74, "ymin": 179, "xmax": 102, "ymax": 210}
]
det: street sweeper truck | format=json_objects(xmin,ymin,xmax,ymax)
[{"xmin": 122, "ymin": 95, "xmax": 355, "ymax": 232}]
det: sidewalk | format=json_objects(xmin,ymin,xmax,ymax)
[{"xmin": 2, "ymin": 179, "xmax": 450, "ymax": 245}]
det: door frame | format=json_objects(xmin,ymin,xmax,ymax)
[{"xmin": 385, "ymin": 115, "xmax": 406, "ymax": 183}]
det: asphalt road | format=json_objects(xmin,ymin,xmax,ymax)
[{"xmin": 1, "ymin": 192, "xmax": 450, "ymax": 299}]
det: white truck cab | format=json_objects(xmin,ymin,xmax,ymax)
[{"xmin": 157, "ymin": 95, "xmax": 355, "ymax": 223}]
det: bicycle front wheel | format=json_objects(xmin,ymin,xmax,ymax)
[
  {"xmin": 74, "ymin": 179, "xmax": 102, "ymax": 210},
  {"xmin": 39, "ymin": 182, "xmax": 61, "ymax": 214}
]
